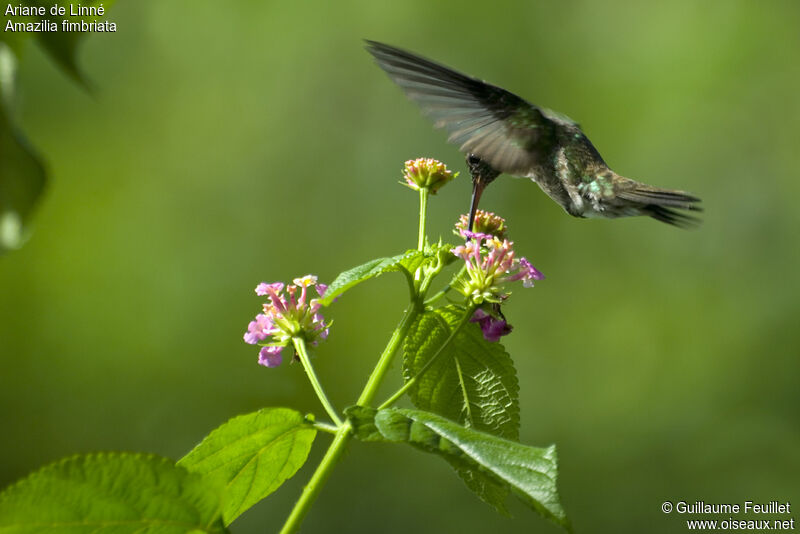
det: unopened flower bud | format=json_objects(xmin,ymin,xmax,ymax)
[
  {"xmin": 402, "ymin": 158, "xmax": 457, "ymax": 194},
  {"xmin": 454, "ymin": 210, "xmax": 508, "ymax": 240}
]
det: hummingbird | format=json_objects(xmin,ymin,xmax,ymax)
[{"xmin": 365, "ymin": 40, "xmax": 702, "ymax": 229}]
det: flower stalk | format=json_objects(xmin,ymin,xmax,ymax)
[
  {"xmin": 402, "ymin": 157, "xmax": 456, "ymax": 251},
  {"xmin": 356, "ymin": 301, "xmax": 421, "ymax": 407},
  {"xmin": 279, "ymin": 422, "xmax": 353, "ymax": 534},
  {"xmin": 292, "ymin": 337, "xmax": 342, "ymax": 426},
  {"xmin": 418, "ymin": 187, "xmax": 428, "ymax": 250}
]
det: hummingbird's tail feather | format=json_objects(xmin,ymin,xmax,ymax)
[
  {"xmin": 641, "ymin": 205, "xmax": 701, "ymax": 228},
  {"xmin": 617, "ymin": 186, "xmax": 702, "ymax": 228},
  {"xmin": 619, "ymin": 187, "xmax": 702, "ymax": 210}
]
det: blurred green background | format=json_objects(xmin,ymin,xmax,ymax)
[{"xmin": 1, "ymin": 1, "xmax": 799, "ymax": 532}]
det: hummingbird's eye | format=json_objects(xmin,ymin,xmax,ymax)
[{"xmin": 467, "ymin": 154, "xmax": 481, "ymax": 165}]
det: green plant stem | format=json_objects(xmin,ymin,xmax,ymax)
[
  {"xmin": 401, "ymin": 267, "xmax": 417, "ymax": 301},
  {"xmin": 424, "ymin": 264, "xmax": 468, "ymax": 305},
  {"xmin": 356, "ymin": 302, "xmax": 421, "ymax": 407},
  {"xmin": 417, "ymin": 188, "xmax": 429, "ymax": 251},
  {"xmin": 279, "ymin": 422, "xmax": 352, "ymax": 534},
  {"xmin": 379, "ymin": 303, "xmax": 476, "ymax": 409},
  {"xmin": 282, "ymin": 302, "xmax": 424, "ymax": 532},
  {"xmin": 293, "ymin": 337, "xmax": 342, "ymax": 426},
  {"xmin": 313, "ymin": 421, "xmax": 339, "ymax": 435}
]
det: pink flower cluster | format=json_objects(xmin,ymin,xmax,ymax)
[
  {"xmin": 244, "ymin": 275, "xmax": 330, "ymax": 367},
  {"xmin": 452, "ymin": 234, "xmax": 544, "ymax": 302},
  {"xmin": 452, "ymin": 214, "xmax": 544, "ymax": 342}
]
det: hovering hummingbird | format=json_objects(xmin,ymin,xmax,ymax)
[{"xmin": 365, "ymin": 40, "xmax": 702, "ymax": 229}]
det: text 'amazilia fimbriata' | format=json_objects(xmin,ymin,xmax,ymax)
[{"xmin": 365, "ymin": 40, "xmax": 702, "ymax": 230}]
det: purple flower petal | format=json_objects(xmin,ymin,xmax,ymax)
[
  {"xmin": 470, "ymin": 309, "xmax": 490, "ymax": 322},
  {"xmin": 519, "ymin": 257, "xmax": 544, "ymax": 280},
  {"xmin": 470, "ymin": 309, "xmax": 512, "ymax": 342},
  {"xmin": 244, "ymin": 314, "xmax": 274, "ymax": 344},
  {"xmin": 460, "ymin": 230, "xmax": 494, "ymax": 242},
  {"xmin": 481, "ymin": 317, "xmax": 512, "ymax": 342},
  {"xmin": 244, "ymin": 329, "xmax": 260, "ymax": 345},
  {"xmin": 256, "ymin": 282, "xmax": 283, "ymax": 296},
  {"xmin": 258, "ymin": 346, "xmax": 283, "ymax": 367},
  {"xmin": 516, "ymin": 257, "xmax": 544, "ymax": 288}
]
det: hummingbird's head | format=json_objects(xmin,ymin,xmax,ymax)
[{"xmin": 466, "ymin": 154, "xmax": 500, "ymax": 185}]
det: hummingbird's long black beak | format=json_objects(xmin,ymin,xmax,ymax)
[
  {"xmin": 468, "ymin": 177, "xmax": 486, "ymax": 233},
  {"xmin": 465, "ymin": 154, "xmax": 501, "ymax": 233}
]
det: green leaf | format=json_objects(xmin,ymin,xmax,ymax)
[
  {"xmin": 35, "ymin": 0, "xmax": 117, "ymax": 89},
  {"xmin": 320, "ymin": 242, "xmax": 460, "ymax": 306},
  {"xmin": 0, "ymin": 453, "xmax": 228, "ymax": 533},
  {"xmin": 402, "ymin": 304, "xmax": 520, "ymax": 513},
  {"xmin": 0, "ymin": 45, "xmax": 46, "ymax": 255},
  {"xmin": 346, "ymin": 407, "xmax": 570, "ymax": 531},
  {"xmin": 178, "ymin": 408, "xmax": 316, "ymax": 525},
  {"xmin": 455, "ymin": 467, "xmax": 511, "ymax": 516},
  {"xmin": 318, "ymin": 250, "xmax": 424, "ymax": 306},
  {"xmin": 0, "ymin": 21, "xmax": 36, "ymax": 57},
  {"xmin": 2, "ymin": 0, "xmax": 116, "ymax": 87},
  {"xmin": 403, "ymin": 304, "xmax": 520, "ymax": 439}
]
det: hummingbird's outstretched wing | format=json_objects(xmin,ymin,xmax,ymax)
[{"xmin": 365, "ymin": 40, "xmax": 556, "ymax": 176}]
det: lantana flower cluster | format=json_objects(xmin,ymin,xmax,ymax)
[
  {"xmin": 244, "ymin": 275, "xmax": 330, "ymax": 368},
  {"xmin": 452, "ymin": 234, "xmax": 544, "ymax": 303},
  {"xmin": 402, "ymin": 157, "xmax": 457, "ymax": 194},
  {"xmin": 452, "ymin": 214, "xmax": 544, "ymax": 342}
]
